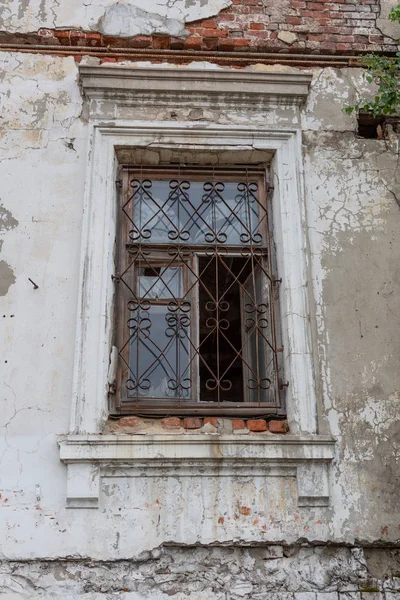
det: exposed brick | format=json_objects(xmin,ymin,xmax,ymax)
[
  {"xmin": 269, "ymin": 420, "xmax": 289, "ymax": 433},
  {"xmin": 119, "ymin": 416, "xmax": 141, "ymax": 428},
  {"xmin": 129, "ymin": 36, "xmax": 152, "ymax": 48},
  {"xmin": 202, "ymin": 37, "xmax": 219, "ymax": 49},
  {"xmin": 200, "ymin": 28, "xmax": 228, "ymax": 37},
  {"xmin": 250, "ymin": 22, "xmax": 266, "ymax": 29},
  {"xmin": 230, "ymin": 419, "xmax": 245, "ymax": 430},
  {"xmin": 169, "ymin": 36, "xmax": 185, "ymax": 49},
  {"xmin": 218, "ymin": 39, "xmax": 236, "ymax": 50},
  {"xmin": 247, "ymin": 419, "xmax": 268, "ymax": 432},
  {"xmin": 306, "ymin": 2, "xmax": 327, "ymax": 10},
  {"xmin": 183, "ymin": 417, "xmax": 202, "ymax": 429},
  {"xmin": 369, "ymin": 34, "xmax": 383, "ymax": 42},
  {"xmin": 204, "ymin": 417, "xmax": 219, "ymax": 427},
  {"xmin": 152, "ymin": 35, "xmax": 171, "ymax": 49},
  {"xmin": 161, "ymin": 417, "xmax": 181, "ymax": 430},
  {"xmin": 185, "ymin": 36, "xmax": 203, "ymax": 49},
  {"xmin": 201, "ymin": 19, "xmax": 218, "ymax": 28}
]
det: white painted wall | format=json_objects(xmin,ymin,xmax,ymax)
[{"xmin": 0, "ymin": 54, "xmax": 399, "ymax": 573}]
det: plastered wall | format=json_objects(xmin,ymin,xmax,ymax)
[{"xmin": 0, "ymin": 52, "xmax": 399, "ymax": 598}]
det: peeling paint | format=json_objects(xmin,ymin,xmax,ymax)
[
  {"xmin": 0, "ymin": 0, "xmax": 232, "ymax": 35},
  {"xmin": 0, "ymin": 260, "xmax": 16, "ymax": 295},
  {"xmin": 0, "ymin": 205, "xmax": 18, "ymax": 232},
  {"xmin": 0, "ymin": 51, "xmax": 399, "ymax": 594},
  {"xmin": 96, "ymin": 3, "xmax": 188, "ymax": 38}
]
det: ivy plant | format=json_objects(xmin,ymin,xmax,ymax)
[{"xmin": 343, "ymin": 4, "xmax": 400, "ymax": 117}]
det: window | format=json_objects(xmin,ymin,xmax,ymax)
[{"xmin": 112, "ymin": 166, "xmax": 285, "ymax": 415}]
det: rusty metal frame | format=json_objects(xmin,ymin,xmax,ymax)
[{"xmin": 112, "ymin": 166, "xmax": 286, "ymax": 416}]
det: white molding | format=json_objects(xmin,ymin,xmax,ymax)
[
  {"xmin": 79, "ymin": 66, "xmax": 312, "ymax": 109},
  {"xmin": 64, "ymin": 67, "xmax": 331, "ymax": 510},
  {"xmin": 59, "ymin": 435, "xmax": 335, "ymax": 509},
  {"xmin": 70, "ymin": 122, "xmax": 318, "ymax": 435}
]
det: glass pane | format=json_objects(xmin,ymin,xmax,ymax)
[
  {"xmin": 128, "ymin": 304, "xmax": 191, "ymax": 399},
  {"xmin": 137, "ymin": 265, "xmax": 183, "ymax": 300},
  {"xmin": 131, "ymin": 179, "xmax": 262, "ymax": 246}
]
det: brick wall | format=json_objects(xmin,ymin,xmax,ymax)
[{"xmin": 16, "ymin": 0, "xmax": 398, "ymax": 57}]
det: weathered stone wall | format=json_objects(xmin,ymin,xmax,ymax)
[
  {"xmin": 0, "ymin": 49, "xmax": 399, "ymax": 597},
  {"xmin": 1, "ymin": 547, "xmax": 400, "ymax": 598}
]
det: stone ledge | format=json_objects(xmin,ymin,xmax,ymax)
[
  {"xmin": 78, "ymin": 64, "xmax": 313, "ymax": 108},
  {"xmin": 59, "ymin": 434, "xmax": 335, "ymax": 509}
]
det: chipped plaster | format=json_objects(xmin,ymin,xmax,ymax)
[
  {"xmin": 0, "ymin": 55, "xmax": 399, "ymax": 581},
  {"xmin": 0, "ymin": 0, "xmax": 232, "ymax": 36}
]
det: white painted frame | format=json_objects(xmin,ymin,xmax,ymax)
[
  {"xmin": 70, "ymin": 123, "xmax": 316, "ymax": 435},
  {"xmin": 60, "ymin": 66, "xmax": 336, "ymax": 509}
]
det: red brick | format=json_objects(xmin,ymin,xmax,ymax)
[
  {"xmin": 286, "ymin": 16, "xmax": 302, "ymax": 23},
  {"xmin": 201, "ymin": 19, "xmax": 218, "ymax": 28},
  {"xmin": 161, "ymin": 417, "xmax": 181, "ymax": 429},
  {"xmin": 247, "ymin": 30, "xmax": 269, "ymax": 38},
  {"xmin": 269, "ymin": 420, "xmax": 289, "ymax": 434},
  {"xmin": 369, "ymin": 34, "xmax": 383, "ymax": 42},
  {"xmin": 169, "ymin": 37, "xmax": 185, "ymax": 49},
  {"xmin": 119, "ymin": 416, "xmax": 140, "ymax": 427},
  {"xmin": 54, "ymin": 30, "xmax": 71, "ymax": 39},
  {"xmin": 100, "ymin": 57, "xmax": 117, "ymax": 63},
  {"xmin": 306, "ymin": 2, "xmax": 326, "ymax": 9},
  {"xmin": 200, "ymin": 28, "xmax": 228, "ymax": 37},
  {"xmin": 233, "ymin": 38, "xmax": 250, "ymax": 46},
  {"xmin": 183, "ymin": 417, "xmax": 202, "ymax": 429},
  {"xmin": 85, "ymin": 32, "xmax": 102, "ymax": 41},
  {"xmin": 247, "ymin": 419, "xmax": 267, "ymax": 432},
  {"xmin": 204, "ymin": 417, "xmax": 219, "ymax": 427},
  {"xmin": 185, "ymin": 36, "xmax": 203, "ymax": 49},
  {"xmin": 232, "ymin": 419, "xmax": 246, "ymax": 430},
  {"xmin": 152, "ymin": 35, "xmax": 171, "ymax": 49},
  {"xmin": 218, "ymin": 39, "xmax": 236, "ymax": 50},
  {"xmin": 250, "ymin": 22, "xmax": 265, "ymax": 29},
  {"xmin": 202, "ymin": 37, "xmax": 219, "ymax": 49}
]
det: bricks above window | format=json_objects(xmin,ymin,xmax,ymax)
[{"xmin": 27, "ymin": 0, "xmax": 398, "ymax": 59}]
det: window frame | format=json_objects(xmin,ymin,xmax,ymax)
[
  {"xmin": 59, "ymin": 67, "xmax": 337, "ymax": 511},
  {"xmin": 68, "ymin": 120, "xmax": 318, "ymax": 435},
  {"xmin": 112, "ymin": 166, "xmax": 285, "ymax": 416}
]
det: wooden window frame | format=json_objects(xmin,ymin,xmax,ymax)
[{"xmin": 111, "ymin": 166, "xmax": 286, "ymax": 416}]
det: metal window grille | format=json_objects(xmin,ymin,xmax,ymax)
[{"xmin": 112, "ymin": 166, "xmax": 285, "ymax": 416}]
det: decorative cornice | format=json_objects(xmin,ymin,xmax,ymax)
[{"xmin": 78, "ymin": 65, "xmax": 313, "ymax": 108}]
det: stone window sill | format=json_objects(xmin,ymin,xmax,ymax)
[{"xmin": 59, "ymin": 434, "xmax": 335, "ymax": 509}]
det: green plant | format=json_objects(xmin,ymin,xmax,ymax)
[{"xmin": 343, "ymin": 5, "xmax": 400, "ymax": 117}]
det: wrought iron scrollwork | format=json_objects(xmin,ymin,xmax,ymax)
[{"xmin": 117, "ymin": 171, "xmax": 282, "ymax": 409}]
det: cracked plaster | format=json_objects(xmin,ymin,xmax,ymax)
[
  {"xmin": 376, "ymin": 0, "xmax": 400, "ymax": 40},
  {"xmin": 0, "ymin": 0, "xmax": 232, "ymax": 36},
  {"xmin": 0, "ymin": 55, "xmax": 399, "ymax": 577}
]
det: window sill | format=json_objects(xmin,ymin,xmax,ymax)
[{"xmin": 59, "ymin": 434, "xmax": 335, "ymax": 509}]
